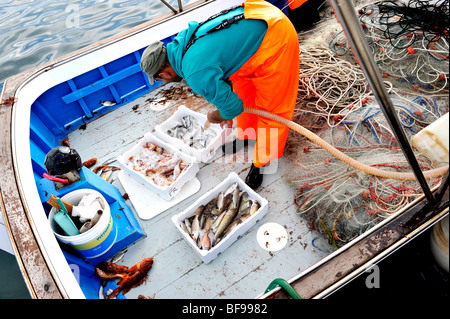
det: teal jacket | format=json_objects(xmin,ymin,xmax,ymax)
[{"xmin": 166, "ymin": 9, "xmax": 267, "ymax": 120}]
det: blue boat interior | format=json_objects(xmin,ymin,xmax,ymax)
[{"xmin": 29, "ymin": 36, "xmax": 174, "ymax": 298}]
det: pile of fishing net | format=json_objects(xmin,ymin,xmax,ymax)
[
  {"xmin": 285, "ymin": 94, "xmax": 447, "ymax": 247},
  {"xmin": 329, "ymin": 0, "xmax": 449, "ymax": 95},
  {"xmin": 285, "ymin": 0, "xmax": 449, "ymax": 248},
  {"xmin": 297, "ymin": 47, "xmax": 371, "ymax": 117}
]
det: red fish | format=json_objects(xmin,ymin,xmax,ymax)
[{"xmin": 96, "ymin": 257, "xmax": 154, "ymax": 299}]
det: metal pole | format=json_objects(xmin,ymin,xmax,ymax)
[
  {"xmin": 161, "ymin": 0, "xmax": 178, "ymax": 14},
  {"xmin": 329, "ymin": 0, "xmax": 435, "ymax": 203},
  {"xmin": 178, "ymin": 0, "xmax": 183, "ymax": 12}
]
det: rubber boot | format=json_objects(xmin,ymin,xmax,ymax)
[{"xmin": 245, "ymin": 163, "xmax": 263, "ymax": 190}]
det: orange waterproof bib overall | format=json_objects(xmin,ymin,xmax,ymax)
[{"xmin": 229, "ymin": 0, "xmax": 299, "ymax": 168}]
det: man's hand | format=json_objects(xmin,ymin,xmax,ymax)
[
  {"xmin": 207, "ymin": 110, "xmax": 233, "ymax": 128},
  {"xmin": 220, "ymin": 120, "xmax": 233, "ymax": 129}
]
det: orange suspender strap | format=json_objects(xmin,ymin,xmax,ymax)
[{"xmin": 288, "ymin": 0, "xmax": 308, "ymax": 10}]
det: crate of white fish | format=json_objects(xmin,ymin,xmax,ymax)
[
  {"xmin": 171, "ymin": 172, "xmax": 268, "ymax": 264},
  {"xmin": 154, "ymin": 105, "xmax": 228, "ymax": 163},
  {"xmin": 117, "ymin": 132, "xmax": 199, "ymax": 200}
]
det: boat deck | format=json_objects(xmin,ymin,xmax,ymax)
[{"xmin": 68, "ymin": 81, "xmax": 330, "ymax": 299}]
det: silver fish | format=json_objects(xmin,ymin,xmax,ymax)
[
  {"xmin": 210, "ymin": 207, "xmax": 219, "ymax": 216},
  {"xmin": 238, "ymin": 192, "xmax": 250, "ymax": 211},
  {"xmin": 203, "ymin": 197, "xmax": 218, "ymax": 215},
  {"xmin": 200, "ymin": 215, "xmax": 213, "ymax": 250},
  {"xmin": 173, "ymin": 162, "xmax": 182, "ymax": 180},
  {"xmin": 190, "ymin": 205, "xmax": 204, "ymax": 241},
  {"xmin": 234, "ymin": 202, "xmax": 251, "ymax": 221},
  {"xmin": 222, "ymin": 213, "xmax": 252, "ymax": 239},
  {"xmin": 224, "ymin": 182, "xmax": 238, "ymax": 196},
  {"xmin": 235, "ymin": 193, "xmax": 251, "ymax": 220},
  {"xmin": 203, "ymin": 214, "xmax": 213, "ymax": 231},
  {"xmin": 214, "ymin": 207, "xmax": 238, "ymax": 242},
  {"xmin": 180, "ymin": 222, "xmax": 190, "ymax": 235},
  {"xmin": 101, "ymin": 169, "xmax": 113, "ymax": 181},
  {"xmin": 166, "ymin": 115, "xmax": 217, "ymax": 150},
  {"xmin": 213, "ymin": 235, "xmax": 223, "ymax": 247},
  {"xmin": 100, "ymin": 100, "xmax": 117, "ymax": 107},
  {"xmin": 185, "ymin": 219, "xmax": 192, "ymax": 233},
  {"xmin": 199, "ymin": 213, "xmax": 206, "ymax": 230},
  {"xmin": 211, "ymin": 210, "xmax": 227, "ymax": 235},
  {"xmin": 250, "ymin": 201, "xmax": 260, "ymax": 215},
  {"xmin": 218, "ymin": 192, "xmax": 233, "ymax": 214},
  {"xmin": 102, "ymin": 157, "xmax": 117, "ymax": 166},
  {"xmin": 230, "ymin": 185, "xmax": 240, "ymax": 210},
  {"xmin": 182, "ymin": 115, "xmax": 193, "ymax": 128},
  {"xmin": 217, "ymin": 192, "xmax": 224, "ymax": 211},
  {"xmin": 197, "ymin": 229, "xmax": 206, "ymax": 248}
]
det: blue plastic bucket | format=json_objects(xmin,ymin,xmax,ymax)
[{"xmin": 49, "ymin": 189, "xmax": 117, "ymax": 259}]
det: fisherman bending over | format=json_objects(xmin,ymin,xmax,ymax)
[{"xmin": 140, "ymin": 0, "xmax": 301, "ymax": 189}]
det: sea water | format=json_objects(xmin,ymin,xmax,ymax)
[
  {"xmin": 0, "ymin": 0, "xmax": 194, "ymax": 299},
  {"xmin": 0, "ymin": 0, "xmax": 196, "ymax": 91}
]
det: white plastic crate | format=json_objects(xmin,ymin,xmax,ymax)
[
  {"xmin": 171, "ymin": 172, "xmax": 268, "ymax": 264},
  {"xmin": 117, "ymin": 132, "xmax": 199, "ymax": 201},
  {"xmin": 154, "ymin": 105, "xmax": 229, "ymax": 163}
]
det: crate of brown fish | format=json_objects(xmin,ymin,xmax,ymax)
[
  {"xmin": 117, "ymin": 132, "xmax": 199, "ymax": 200},
  {"xmin": 172, "ymin": 172, "xmax": 268, "ymax": 264}
]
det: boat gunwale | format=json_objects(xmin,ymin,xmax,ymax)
[{"xmin": 315, "ymin": 207, "xmax": 449, "ymax": 299}]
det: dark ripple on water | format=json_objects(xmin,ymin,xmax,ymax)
[{"xmin": 0, "ymin": 0, "xmax": 190, "ymax": 87}]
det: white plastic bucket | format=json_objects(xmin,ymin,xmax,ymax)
[{"xmin": 49, "ymin": 189, "xmax": 117, "ymax": 259}]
